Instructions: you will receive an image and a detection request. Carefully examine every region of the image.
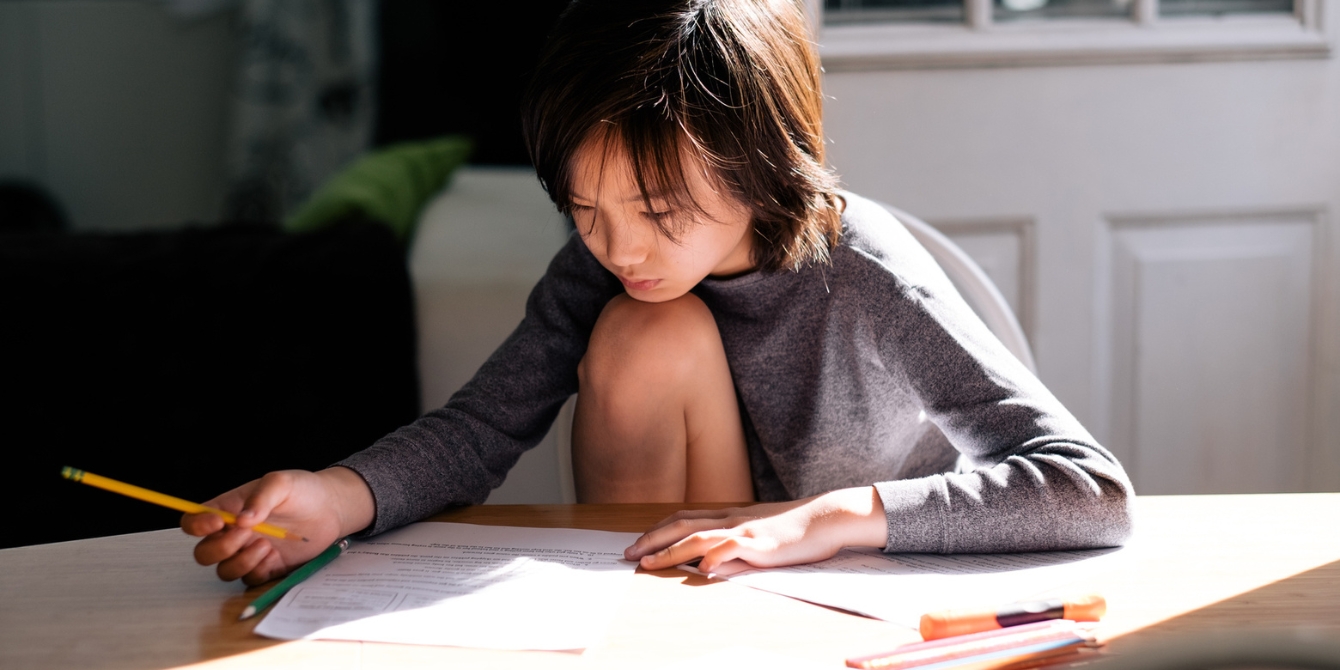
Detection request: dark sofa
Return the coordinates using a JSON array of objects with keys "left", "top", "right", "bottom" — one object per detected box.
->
[{"left": 2, "top": 219, "right": 420, "bottom": 548}]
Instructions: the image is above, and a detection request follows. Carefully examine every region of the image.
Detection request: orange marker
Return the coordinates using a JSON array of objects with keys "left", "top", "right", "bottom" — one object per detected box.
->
[{"left": 919, "top": 594, "right": 1105, "bottom": 640}]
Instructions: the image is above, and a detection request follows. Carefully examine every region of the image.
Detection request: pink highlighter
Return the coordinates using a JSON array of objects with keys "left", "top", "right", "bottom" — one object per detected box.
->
[{"left": 845, "top": 619, "right": 1100, "bottom": 670}]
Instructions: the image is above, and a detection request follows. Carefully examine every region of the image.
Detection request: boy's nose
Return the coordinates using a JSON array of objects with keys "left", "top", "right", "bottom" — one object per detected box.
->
[{"left": 604, "top": 219, "right": 652, "bottom": 268}]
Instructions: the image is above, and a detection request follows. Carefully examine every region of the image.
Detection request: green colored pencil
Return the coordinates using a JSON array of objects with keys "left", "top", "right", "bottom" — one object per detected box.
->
[{"left": 239, "top": 538, "right": 349, "bottom": 620}]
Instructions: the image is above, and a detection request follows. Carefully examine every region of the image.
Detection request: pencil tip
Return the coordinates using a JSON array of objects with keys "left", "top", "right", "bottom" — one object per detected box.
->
[
  {"left": 301, "top": 537, "right": 310, "bottom": 542},
  {"left": 239, "top": 606, "right": 256, "bottom": 620}
]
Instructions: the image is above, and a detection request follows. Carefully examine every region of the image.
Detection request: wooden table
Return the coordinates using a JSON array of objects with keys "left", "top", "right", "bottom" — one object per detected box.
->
[{"left": 2, "top": 494, "right": 1338, "bottom": 669}]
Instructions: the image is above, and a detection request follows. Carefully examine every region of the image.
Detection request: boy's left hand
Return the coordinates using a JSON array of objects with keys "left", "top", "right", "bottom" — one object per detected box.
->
[{"left": 625, "top": 486, "right": 888, "bottom": 576}]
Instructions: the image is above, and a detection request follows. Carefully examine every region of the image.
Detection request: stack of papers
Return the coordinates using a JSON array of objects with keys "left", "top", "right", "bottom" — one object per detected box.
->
[
  {"left": 254, "top": 522, "right": 641, "bottom": 650},
  {"left": 253, "top": 520, "right": 1134, "bottom": 650}
]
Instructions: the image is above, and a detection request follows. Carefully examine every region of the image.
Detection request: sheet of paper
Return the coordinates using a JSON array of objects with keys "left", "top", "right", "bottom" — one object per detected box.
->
[
  {"left": 655, "top": 646, "right": 824, "bottom": 670},
  {"left": 253, "top": 522, "right": 642, "bottom": 650},
  {"left": 706, "top": 545, "right": 1133, "bottom": 629}
]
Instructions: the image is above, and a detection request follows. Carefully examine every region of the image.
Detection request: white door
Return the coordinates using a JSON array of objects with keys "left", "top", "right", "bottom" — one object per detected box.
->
[{"left": 817, "top": 0, "right": 1339, "bottom": 494}]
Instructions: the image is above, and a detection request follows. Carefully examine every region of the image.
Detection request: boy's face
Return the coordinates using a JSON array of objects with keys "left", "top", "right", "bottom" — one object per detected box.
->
[{"left": 568, "top": 137, "right": 755, "bottom": 303}]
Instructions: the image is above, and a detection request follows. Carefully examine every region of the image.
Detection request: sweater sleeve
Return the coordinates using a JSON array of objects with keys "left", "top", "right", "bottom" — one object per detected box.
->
[
  {"left": 337, "top": 234, "right": 622, "bottom": 534},
  {"left": 856, "top": 250, "right": 1135, "bottom": 554}
]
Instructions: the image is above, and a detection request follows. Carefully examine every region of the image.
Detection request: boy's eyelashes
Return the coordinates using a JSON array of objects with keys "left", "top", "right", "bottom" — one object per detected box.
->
[{"left": 568, "top": 203, "right": 674, "bottom": 220}]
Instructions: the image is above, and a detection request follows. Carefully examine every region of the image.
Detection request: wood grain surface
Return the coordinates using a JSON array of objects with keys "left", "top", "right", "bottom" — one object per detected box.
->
[{"left": 1, "top": 494, "right": 1336, "bottom": 669}]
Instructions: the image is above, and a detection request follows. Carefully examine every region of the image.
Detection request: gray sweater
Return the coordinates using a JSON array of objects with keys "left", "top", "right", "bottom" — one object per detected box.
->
[{"left": 340, "top": 193, "right": 1134, "bottom": 553}]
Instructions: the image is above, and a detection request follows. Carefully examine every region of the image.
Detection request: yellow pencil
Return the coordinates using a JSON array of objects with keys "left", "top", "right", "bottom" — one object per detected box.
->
[{"left": 61, "top": 466, "right": 309, "bottom": 542}]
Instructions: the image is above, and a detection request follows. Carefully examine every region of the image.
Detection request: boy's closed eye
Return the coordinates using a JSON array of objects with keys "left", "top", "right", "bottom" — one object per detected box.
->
[
  {"left": 569, "top": 203, "right": 676, "bottom": 225},
  {"left": 569, "top": 205, "right": 596, "bottom": 234}
]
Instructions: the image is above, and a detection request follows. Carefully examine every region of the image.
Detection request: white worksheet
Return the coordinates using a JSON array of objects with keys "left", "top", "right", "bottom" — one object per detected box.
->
[
  {"left": 253, "top": 522, "right": 642, "bottom": 650},
  {"left": 703, "top": 545, "right": 1133, "bottom": 628}
]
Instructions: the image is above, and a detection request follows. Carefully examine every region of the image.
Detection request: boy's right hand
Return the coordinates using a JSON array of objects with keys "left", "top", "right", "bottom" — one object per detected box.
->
[{"left": 181, "top": 467, "right": 375, "bottom": 586}]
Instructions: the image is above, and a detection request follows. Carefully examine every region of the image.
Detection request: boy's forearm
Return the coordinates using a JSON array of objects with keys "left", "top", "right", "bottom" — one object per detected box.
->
[
  {"left": 816, "top": 486, "right": 888, "bottom": 550},
  {"left": 318, "top": 466, "right": 376, "bottom": 537}
]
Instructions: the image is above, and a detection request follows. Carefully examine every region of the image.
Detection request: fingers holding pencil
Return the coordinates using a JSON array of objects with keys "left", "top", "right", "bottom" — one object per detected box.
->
[
  {"left": 63, "top": 465, "right": 370, "bottom": 586},
  {"left": 176, "top": 475, "right": 294, "bottom": 584},
  {"left": 57, "top": 466, "right": 317, "bottom": 585},
  {"left": 182, "top": 472, "right": 294, "bottom": 538},
  {"left": 179, "top": 477, "right": 271, "bottom": 540},
  {"left": 183, "top": 470, "right": 354, "bottom": 585},
  {"left": 58, "top": 467, "right": 307, "bottom": 542},
  {"left": 180, "top": 490, "right": 246, "bottom": 538},
  {"left": 217, "top": 534, "right": 284, "bottom": 584}
]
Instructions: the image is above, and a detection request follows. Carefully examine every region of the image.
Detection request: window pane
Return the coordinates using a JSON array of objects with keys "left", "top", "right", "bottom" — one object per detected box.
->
[
  {"left": 823, "top": 0, "right": 964, "bottom": 25},
  {"left": 994, "top": 0, "right": 1132, "bottom": 21},
  {"left": 1159, "top": 0, "right": 1293, "bottom": 16}
]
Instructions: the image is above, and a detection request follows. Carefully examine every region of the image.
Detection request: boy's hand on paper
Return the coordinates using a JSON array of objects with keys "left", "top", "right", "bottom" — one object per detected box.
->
[
  {"left": 626, "top": 486, "right": 888, "bottom": 576},
  {"left": 180, "top": 467, "right": 374, "bottom": 585}
]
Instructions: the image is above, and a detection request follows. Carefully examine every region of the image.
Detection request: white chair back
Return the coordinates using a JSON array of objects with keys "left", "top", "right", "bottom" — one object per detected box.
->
[{"left": 878, "top": 203, "right": 1037, "bottom": 374}]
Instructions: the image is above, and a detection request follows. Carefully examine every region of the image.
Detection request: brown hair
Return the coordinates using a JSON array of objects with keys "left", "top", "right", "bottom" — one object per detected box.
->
[{"left": 521, "top": 0, "right": 842, "bottom": 273}]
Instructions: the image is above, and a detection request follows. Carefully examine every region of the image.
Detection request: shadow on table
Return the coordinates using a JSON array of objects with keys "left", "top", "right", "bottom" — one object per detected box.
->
[{"left": 1097, "top": 558, "right": 1340, "bottom": 668}]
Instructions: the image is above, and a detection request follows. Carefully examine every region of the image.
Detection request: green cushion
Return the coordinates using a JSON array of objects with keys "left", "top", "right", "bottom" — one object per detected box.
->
[{"left": 286, "top": 136, "right": 473, "bottom": 242}]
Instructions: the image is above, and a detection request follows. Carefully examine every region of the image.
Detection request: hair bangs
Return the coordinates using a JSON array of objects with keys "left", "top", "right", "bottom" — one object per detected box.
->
[{"left": 523, "top": 0, "right": 843, "bottom": 271}]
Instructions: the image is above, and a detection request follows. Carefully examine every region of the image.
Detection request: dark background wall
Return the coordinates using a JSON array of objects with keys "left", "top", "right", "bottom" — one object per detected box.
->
[
  {"left": 375, "top": 0, "right": 571, "bottom": 165},
  {"left": 0, "top": 0, "right": 570, "bottom": 232},
  {"left": 0, "top": 2, "right": 236, "bottom": 231},
  {"left": 0, "top": 0, "right": 586, "bottom": 547}
]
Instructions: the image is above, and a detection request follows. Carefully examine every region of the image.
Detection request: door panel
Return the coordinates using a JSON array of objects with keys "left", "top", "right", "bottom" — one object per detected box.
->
[
  {"left": 824, "top": 45, "right": 1340, "bottom": 493},
  {"left": 1099, "top": 212, "right": 1317, "bottom": 494}
]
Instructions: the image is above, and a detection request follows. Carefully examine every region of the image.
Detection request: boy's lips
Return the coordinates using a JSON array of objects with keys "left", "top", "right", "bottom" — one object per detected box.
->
[{"left": 618, "top": 275, "right": 661, "bottom": 291}]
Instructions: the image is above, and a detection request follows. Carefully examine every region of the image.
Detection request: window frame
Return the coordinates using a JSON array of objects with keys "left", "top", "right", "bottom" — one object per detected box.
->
[{"left": 809, "top": 0, "right": 1329, "bottom": 71}]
